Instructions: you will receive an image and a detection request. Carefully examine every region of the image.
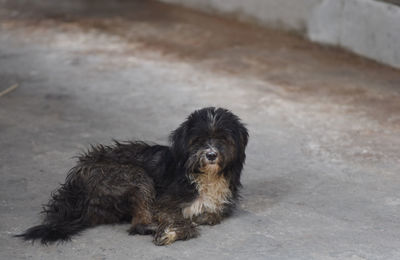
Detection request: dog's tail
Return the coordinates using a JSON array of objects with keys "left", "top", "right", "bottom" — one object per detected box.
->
[
  {"left": 15, "top": 169, "right": 90, "bottom": 244},
  {"left": 15, "top": 219, "right": 88, "bottom": 244}
]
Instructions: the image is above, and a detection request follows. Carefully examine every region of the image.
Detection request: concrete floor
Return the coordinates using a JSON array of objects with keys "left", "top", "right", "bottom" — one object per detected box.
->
[{"left": 1, "top": 0, "right": 400, "bottom": 259}]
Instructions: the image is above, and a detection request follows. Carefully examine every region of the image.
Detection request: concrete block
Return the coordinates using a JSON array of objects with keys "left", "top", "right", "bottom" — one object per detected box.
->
[
  {"left": 160, "top": 0, "right": 323, "bottom": 31},
  {"left": 160, "top": 0, "right": 400, "bottom": 68},
  {"left": 309, "top": 0, "right": 400, "bottom": 68}
]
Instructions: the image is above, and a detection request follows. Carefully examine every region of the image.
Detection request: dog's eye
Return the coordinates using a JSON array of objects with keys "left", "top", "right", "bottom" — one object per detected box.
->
[
  {"left": 226, "top": 137, "right": 235, "bottom": 145},
  {"left": 188, "top": 137, "right": 200, "bottom": 145},
  {"left": 213, "top": 134, "right": 234, "bottom": 144}
]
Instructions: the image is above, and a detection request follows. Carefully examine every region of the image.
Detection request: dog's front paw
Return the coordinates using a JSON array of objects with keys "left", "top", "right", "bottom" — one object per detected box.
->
[
  {"left": 153, "top": 226, "right": 177, "bottom": 246},
  {"left": 192, "top": 213, "right": 221, "bottom": 226},
  {"left": 128, "top": 224, "right": 156, "bottom": 236}
]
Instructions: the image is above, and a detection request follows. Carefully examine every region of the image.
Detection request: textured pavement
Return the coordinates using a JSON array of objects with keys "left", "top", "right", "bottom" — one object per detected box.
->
[{"left": 1, "top": 1, "right": 400, "bottom": 259}]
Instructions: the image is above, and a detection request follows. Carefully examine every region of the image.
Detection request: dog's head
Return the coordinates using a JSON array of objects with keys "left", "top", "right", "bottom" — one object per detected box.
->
[{"left": 170, "top": 107, "right": 248, "bottom": 177}]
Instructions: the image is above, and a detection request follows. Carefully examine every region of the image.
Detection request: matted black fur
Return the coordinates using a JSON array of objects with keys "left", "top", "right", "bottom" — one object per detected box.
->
[{"left": 16, "top": 107, "right": 248, "bottom": 246}]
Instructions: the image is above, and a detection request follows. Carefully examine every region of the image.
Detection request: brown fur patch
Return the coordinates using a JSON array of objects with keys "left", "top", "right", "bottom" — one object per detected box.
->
[{"left": 182, "top": 164, "right": 232, "bottom": 219}]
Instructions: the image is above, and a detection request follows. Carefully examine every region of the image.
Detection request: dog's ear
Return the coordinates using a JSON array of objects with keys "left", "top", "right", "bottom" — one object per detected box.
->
[
  {"left": 238, "top": 123, "right": 249, "bottom": 150},
  {"left": 234, "top": 122, "right": 248, "bottom": 166},
  {"left": 169, "top": 120, "right": 189, "bottom": 160}
]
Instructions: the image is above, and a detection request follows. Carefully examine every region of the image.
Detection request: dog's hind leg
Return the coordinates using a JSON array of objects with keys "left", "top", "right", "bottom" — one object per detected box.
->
[
  {"left": 127, "top": 180, "right": 157, "bottom": 236},
  {"left": 128, "top": 198, "right": 156, "bottom": 236}
]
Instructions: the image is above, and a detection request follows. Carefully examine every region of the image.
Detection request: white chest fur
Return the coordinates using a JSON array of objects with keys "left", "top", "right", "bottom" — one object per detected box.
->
[{"left": 182, "top": 171, "right": 232, "bottom": 219}]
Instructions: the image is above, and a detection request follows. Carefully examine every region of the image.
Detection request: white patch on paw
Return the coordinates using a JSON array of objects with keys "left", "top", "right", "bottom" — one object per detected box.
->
[{"left": 158, "top": 227, "right": 177, "bottom": 245}]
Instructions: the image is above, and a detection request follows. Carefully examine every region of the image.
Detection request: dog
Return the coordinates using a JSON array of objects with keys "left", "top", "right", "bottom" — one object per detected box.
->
[{"left": 16, "top": 107, "right": 248, "bottom": 246}]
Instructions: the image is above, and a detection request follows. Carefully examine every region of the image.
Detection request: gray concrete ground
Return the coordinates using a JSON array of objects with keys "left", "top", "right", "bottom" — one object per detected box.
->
[{"left": 1, "top": 1, "right": 400, "bottom": 259}]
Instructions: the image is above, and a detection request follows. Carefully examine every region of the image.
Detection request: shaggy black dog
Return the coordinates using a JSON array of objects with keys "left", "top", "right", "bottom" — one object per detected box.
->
[{"left": 17, "top": 107, "right": 248, "bottom": 246}]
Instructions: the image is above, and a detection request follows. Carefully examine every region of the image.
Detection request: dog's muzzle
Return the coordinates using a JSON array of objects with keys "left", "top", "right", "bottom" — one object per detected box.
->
[{"left": 204, "top": 148, "right": 218, "bottom": 164}]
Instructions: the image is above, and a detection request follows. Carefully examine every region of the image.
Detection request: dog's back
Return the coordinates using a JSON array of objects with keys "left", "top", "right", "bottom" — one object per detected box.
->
[{"left": 16, "top": 142, "right": 170, "bottom": 244}]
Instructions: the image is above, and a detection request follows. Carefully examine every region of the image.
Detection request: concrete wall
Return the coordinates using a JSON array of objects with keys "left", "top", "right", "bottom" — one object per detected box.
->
[
  {"left": 308, "top": 0, "right": 400, "bottom": 69},
  {"left": 159, "top": 0, "right": 400, "bottom": 69},
  {"left": 160, "top": 0, "right": 323, "bottom": 32}
]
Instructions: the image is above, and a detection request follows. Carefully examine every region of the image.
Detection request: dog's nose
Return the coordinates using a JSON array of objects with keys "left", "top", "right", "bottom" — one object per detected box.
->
[{"left": 206, "top": 151, "right": 217, "bottom": 161}]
